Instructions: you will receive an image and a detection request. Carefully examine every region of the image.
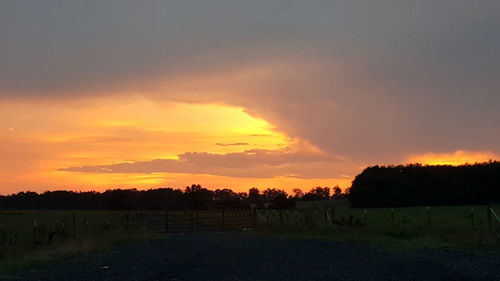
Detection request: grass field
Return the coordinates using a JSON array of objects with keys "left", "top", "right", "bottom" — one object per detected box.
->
[
  {"left": 1, "top": 204, "right": 499, "bottom": 272},
  {"left": 256, "top": 201, "right": 500, "bottom": 250},
  {"left": 0, "top": 210, "right": 142, "bottom": 246},
  {"left": 0, "top": 210, "right": 154, "bottom": 272},
  {"left": 0, "top": 209, "right": 252, "bottom": 272}
]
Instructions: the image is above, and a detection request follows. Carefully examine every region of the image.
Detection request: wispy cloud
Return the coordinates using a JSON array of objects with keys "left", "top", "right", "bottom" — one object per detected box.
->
[{"left": 215, "top": 142, "right": 249, "bottom": 147}]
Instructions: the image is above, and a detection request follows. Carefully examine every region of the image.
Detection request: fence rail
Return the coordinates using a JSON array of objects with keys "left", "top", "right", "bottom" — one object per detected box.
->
[
  {"left": 252, "top": 205, "right": 500, "bottom": 237},
  {"left": 140, "top": 210, "right": 255, "bottom": 233},
  {"left": 1, "top": 205, "right": 499, "bottom": 250}
]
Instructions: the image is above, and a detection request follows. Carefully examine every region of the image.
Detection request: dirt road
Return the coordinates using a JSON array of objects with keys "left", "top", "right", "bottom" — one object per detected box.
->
[{"left": 6, "top": 232, "right": 500, "bottom": 281}]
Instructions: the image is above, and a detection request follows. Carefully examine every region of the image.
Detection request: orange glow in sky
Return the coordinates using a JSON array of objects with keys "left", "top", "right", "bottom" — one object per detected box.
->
[
  {"left": 407, "top": 150, "right": 498, "bottom": 166},
  {"left": 0, "top": 96, "right": 348, "bottom": 194},
  {"left": 3, "top": 93, "right": 498, "bottom": 195}
]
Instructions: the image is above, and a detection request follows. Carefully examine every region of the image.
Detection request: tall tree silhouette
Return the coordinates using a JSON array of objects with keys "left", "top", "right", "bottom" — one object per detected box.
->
[{"left": 349, "top": 162, "right": 500, "bottom": 207}]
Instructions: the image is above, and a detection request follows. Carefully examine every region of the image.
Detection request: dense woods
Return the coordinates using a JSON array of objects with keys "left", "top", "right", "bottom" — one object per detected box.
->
[
  {"left": 349, "top": 161, "right": 500, "bottom": 207},
  {"left": 0, "top": 185, "right": 345, "bottom": 210}
]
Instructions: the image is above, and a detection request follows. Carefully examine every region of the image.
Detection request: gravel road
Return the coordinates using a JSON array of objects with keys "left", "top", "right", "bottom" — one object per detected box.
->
[{"left": 5, "top": 232, "right": 500, "bottom": 281}]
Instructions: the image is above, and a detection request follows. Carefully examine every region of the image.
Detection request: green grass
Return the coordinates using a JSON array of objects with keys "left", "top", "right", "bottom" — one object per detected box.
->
[
  {"left": 0, "top": 210, "right": 162, "bottom": 275},
  {"left": 1, "top": 205, "right": 498, "bottom": 274},
  {"left": 255, "top": 203, "right": 500, "bottom": 251},
  {"left": 0, "top": 210, "right": 142, "bottom": 245},
  {"left": 0, "top": 229, "right": 163, "bottom": 276}
]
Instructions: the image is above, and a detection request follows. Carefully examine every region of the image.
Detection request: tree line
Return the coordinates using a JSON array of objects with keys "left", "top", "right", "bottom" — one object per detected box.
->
[
  {"left": 348, "top": 161, "right": 500, "bottom": 207},
  {"left": 0, "top": 185, "right": 346, "bottom": 210}
]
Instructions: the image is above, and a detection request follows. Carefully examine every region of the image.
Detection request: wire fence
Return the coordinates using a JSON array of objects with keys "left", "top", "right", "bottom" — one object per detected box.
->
[
  {"left": 1, "top": 205, "right": 499, "bottom": 251},
  {"left": 0, "top": 209, "right": 255, "bottom": 250},
  {"left": 0, "top": 211, "right": 143, "bottom": 249},
  {"left": 140, "top": 210, "right": 254, "bottom": 233},
  {"left": 254, "top": 204, "right": 500, "bottom": 242}
]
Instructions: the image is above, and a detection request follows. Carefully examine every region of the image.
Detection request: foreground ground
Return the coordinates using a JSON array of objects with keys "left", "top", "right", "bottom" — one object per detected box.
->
[{"left": 4, "top": 232, "right": 500, "bottom": 281}]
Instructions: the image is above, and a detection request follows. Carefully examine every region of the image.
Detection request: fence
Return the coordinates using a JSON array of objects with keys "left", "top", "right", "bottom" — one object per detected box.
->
[
  {"left": 253, "top": 205, "right": 500, "bottom": 238},
  {"left": 140, "top": 209, "right": 254, "bottom": 233},
  {"left": 1, "top": 205, "right": 499, "bottom": 250},
  {"left": 0, "top": 209, "right": 255, "bottom": 249},
  {"left": 0, "top": 211, "right": 143, "bottom": 248}
]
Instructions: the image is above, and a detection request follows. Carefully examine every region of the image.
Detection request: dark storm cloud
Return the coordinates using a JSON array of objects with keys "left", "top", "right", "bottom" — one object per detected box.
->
[
  {"left": 3, "top": 0, "right": 497, "bottom": 96},
  {"left": 0, "top": 0, "right": 325, "bottom": 95},
  {"left": 2, "top": 0, "right": 500, "bottom": 162}
]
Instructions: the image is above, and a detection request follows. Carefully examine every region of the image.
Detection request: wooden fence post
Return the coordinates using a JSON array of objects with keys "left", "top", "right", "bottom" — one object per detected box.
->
[
  {"left": 222, "top": 209, "right": 225, "bottom": 230},
  {"left": 252, "top": 209, "right": 256, "bottom": 229},
  {"left": 85, "top": 217, "right": 89, "bottom": 232},
  {"left": 33, "top": 220, "right": 38, "bottom": 245},
  {"left": 487, "top": 204, "right": 492, "bottom": 232},
  {"left": 0, "top": 221, "right": 4, "bottom": 246},
  {"left": 191, "top": 211, "right": 195, "bottom": 232},
  {"left": 426, "top": 206, "right": 431, "bottom": 228},
  {"left": 72, "top": 212, "right": 76, "bottom": 238},
  {"left": 164, "top": 211, "right": 169, "bottom": 233},
  {"left": 195, "top": 211, "right": 199, "bottom": 231},
  {"left": 125, "top": 213, "right": 130, "bottom": 230},
  {"left": 470, "top": 207, "right": 474, "bottom": 230},
  {"left": 391, "top": 208, "right": 395, "bottom": 228}
]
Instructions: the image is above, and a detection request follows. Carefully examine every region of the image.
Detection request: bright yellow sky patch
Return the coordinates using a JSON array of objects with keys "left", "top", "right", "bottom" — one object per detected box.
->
[
  {"left": 1, "top": 96, "right": 326, "bottom": 194},
  {"left": 407, "top": 150, "right": 498, "bottom": 166}
]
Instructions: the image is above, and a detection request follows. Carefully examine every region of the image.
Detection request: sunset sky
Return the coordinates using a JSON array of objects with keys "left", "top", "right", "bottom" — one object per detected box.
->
[{"left": 1, "top": 1, "right": 499, "bottom": 194}]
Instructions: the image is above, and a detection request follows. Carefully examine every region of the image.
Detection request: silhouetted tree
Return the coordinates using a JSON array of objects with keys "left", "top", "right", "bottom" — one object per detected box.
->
[
  {"left": 261, "top": 188, "right": 295, "bottom": 208},
  {"left": 0, "top": 184, "right": 321, "bottom": 210},
  {"left": 292, "top": 188, "right": 304, "bottom": 199},
  {"left": 213, "top": 189, "right": 247, "bottom": 209},
  {"left": 302, "top": 187, "right": 330, "bottom": 201},
  {"left": 349, "top": 161, "right": 500, "bottom": 207},
  {"left": 184, "top": 184, "right": 213, "bottom": 209},
  {"left": 247, "top": 187, "right": 262, "bottom": 206},
  {"left": 331, "top": 186, "right": 343, "bottom": 199}
]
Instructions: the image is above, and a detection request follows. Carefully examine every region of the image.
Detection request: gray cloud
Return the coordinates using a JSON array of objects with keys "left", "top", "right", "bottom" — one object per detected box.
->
[
  {"left": 2, "top": 0, "right": 500, "bottom": 163},
  {"left": 215, "top": 143, "right": 249, "bottom": 147},
  {"left": 3, "top": 1, "right": 498, "bottom": 96},
  {"left": 59, "top": 149, "right": 348, "bottom": 178}
]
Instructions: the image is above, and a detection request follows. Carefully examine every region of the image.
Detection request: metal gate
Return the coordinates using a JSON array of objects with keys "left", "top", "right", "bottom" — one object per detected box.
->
[{"left": 140, "top": 210, "right": 254, "bottom": 233}]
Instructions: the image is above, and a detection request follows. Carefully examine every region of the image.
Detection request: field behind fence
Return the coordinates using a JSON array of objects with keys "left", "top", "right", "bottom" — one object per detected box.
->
[
  {"left": 0, "top": 211, "right": 140, "bottom": 248},
  {"left": 255, "top": 203, "right": 500, "bottom": 249},
  {"left": 1, "top": 204, "right": 499, "bottom": 254},
  {"left": 0, "top": 209, "right": 254, "bottom": 250},
  {"left": 140, "top": 210, "right": 254, "bottom": 233}
]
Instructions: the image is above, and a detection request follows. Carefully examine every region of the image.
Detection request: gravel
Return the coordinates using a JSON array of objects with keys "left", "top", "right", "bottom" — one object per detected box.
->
[{"left": 6, "top": 232, "right": 500, "bottom": 281}]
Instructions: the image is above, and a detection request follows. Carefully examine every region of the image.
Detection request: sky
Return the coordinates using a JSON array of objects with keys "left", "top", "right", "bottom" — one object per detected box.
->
[{"left": 1, "top": 1, "right": 499, "bottom": 194}]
